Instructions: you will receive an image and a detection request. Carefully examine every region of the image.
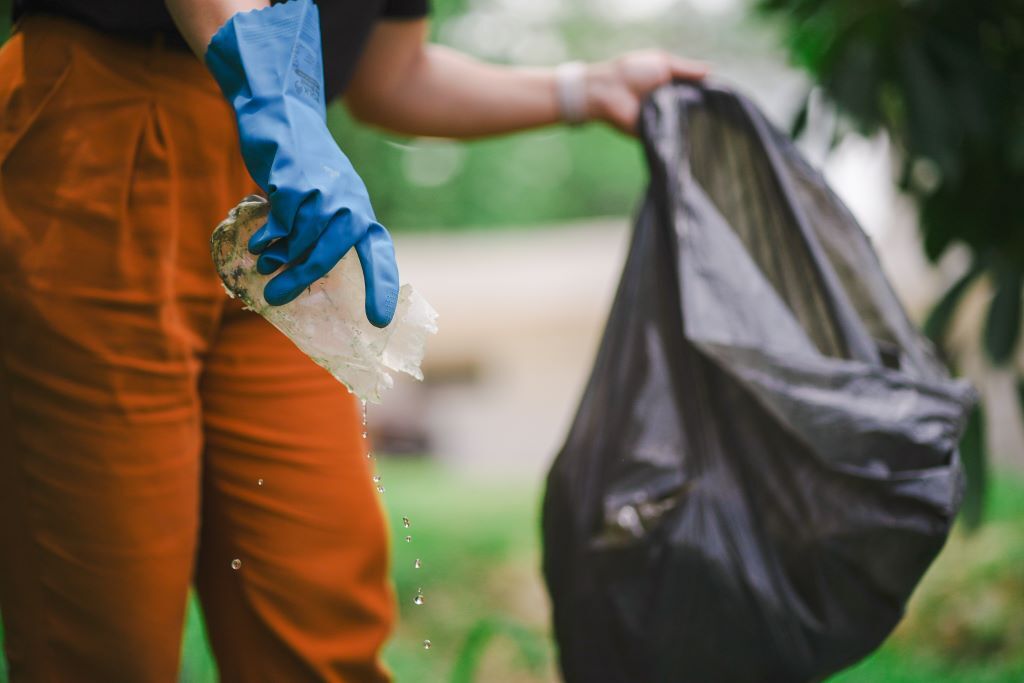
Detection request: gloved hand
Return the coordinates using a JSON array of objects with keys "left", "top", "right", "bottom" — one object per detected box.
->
[{"left": 205, "top": 0, "right": 398, "bottom": 327}]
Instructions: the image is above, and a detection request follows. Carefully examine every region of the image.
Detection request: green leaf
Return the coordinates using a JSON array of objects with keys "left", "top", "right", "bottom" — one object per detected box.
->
[
  {"left": 919, "top": 188, "right": 962, "bottom": 263},
  {"left": 958, "top": 404, "right": 986, "bottom": 531},
  {"left": 983, "top": 267, "right": 1023, "bottom": 365},
  {"left": 450, "top": 617, "right": 549, "bottom": 683},
  {"left": 178, "top": 593, "right": 217, "bottom": 683},
  {"left": 923, "top": 261, "right": 985, "bottom": 351},
  {"left": 826, "top": 38, "right": 883, "bottom": 130},
  {"left": 897, "top": 39, "right": 960, "bottom": 182},
  {"left": 1018, "top": 378, "right": 1024, "bottom": 426},
  {"left": 790, "top": 90, "right": 811, "bottom": 140}
]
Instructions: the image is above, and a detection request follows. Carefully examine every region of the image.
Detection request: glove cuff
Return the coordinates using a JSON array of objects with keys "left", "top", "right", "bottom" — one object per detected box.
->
[{"left": 205, "top": 0, "right": 327, "bottom": 115}]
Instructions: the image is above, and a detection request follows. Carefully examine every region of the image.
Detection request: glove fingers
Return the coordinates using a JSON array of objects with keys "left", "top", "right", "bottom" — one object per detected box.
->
[
  {"left": 249, "top": 209, "right": 290, "bottom": 254},
  {"left": 355, "top": 222, "right": 399, "bottom": 328},
  {"left": 256, "top": 240, "right": 289, "bottom": 275},
  {"left": 284, "top": 193, "right": 340, "bottom": 262},
  {"left": 262, "top": 217, "right": 356, "bottom": 306}
]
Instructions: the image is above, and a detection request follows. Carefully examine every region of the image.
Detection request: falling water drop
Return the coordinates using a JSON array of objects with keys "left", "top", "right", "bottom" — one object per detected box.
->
[
  {"left": 231, "top": 559, "right": 242, "bottom": 570},
  {"left": 405, "top": 535, "right": 412, "bottom": 543},
  {"left": 376, "top": 485, "right": 386, "bottom": 493},
  {"left": 257, "top": 478, "right": 264, "bottom": 487},
  {"left": 372, "top": 475, "right": 381, "bottom": 483},
  {"left": 414, "top": 558, "right": 422, "bottom": 569},
  {"left": 423, "top": 639, "right": 432, "bottom": 650},
  {"left": 413, "top": 589, "right": 425, "bottom": 606},
  {"left": 402, "top": 516, "right": 410, "bottom": 528}
]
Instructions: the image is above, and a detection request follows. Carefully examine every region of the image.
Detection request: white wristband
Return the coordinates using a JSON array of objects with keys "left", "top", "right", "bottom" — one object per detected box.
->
[{"left": 555, "top": 61, "right": 589, "bottom": 125}]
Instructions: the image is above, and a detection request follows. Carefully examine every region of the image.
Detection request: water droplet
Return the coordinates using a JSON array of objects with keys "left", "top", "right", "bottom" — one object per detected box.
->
[
  {"left": 402, "top": 517, "right": 410, "bottom": 528},
  {"left": 405, "top": 535, "right": 412, "bottom": 543},
  {"left": 376, "top": 485, "right": 386, "bottom": 493},
  {"left": 414, "top": 558, "right": 422, "bottom": 569},
  {"left": 372, "top": 474, "right": 381, "bottom": 483},
  {"left": 257, "top": 478, "right": 264, "bottom": 487},
  {"left": 361, "top": 430, "right": 368, "bottom": 439},
  {"left": 413, "top": 589, "right": 425, "bottom": 606},
  {"left": 423, "top": 639, "right": 432, "bottom": 650},
  {"left": 231, "top": 559, "right": 242, "bottom": 570}
]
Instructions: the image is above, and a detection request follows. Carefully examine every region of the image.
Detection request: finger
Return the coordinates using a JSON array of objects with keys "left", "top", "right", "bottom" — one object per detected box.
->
[
  {"left": 256, "top": 240, "right": 289, "bottom": 275},
  {"left": 354, "top": 222, "right": 399, "bottom": 328},
  {"left": 262, "top": 217, "right": 357, "bottom": 306},
  {"left": 248, "top": 208, "right": 291, "bottom": 254},
  {"left": 284, "top": 192, "right": 340, "bottom": 263},
  {"left": 669, "top": 55, "right": 710, "bottom": 81}
]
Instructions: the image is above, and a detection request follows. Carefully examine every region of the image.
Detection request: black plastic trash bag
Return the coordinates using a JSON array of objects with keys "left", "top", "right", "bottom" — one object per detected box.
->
[{"left": 542, "top": 82, "right": 976, "bottom": 683}]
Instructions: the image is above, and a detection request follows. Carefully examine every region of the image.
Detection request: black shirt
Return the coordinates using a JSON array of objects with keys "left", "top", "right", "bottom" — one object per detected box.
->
[{"left": 12, "top": 0, "right": 430, "bottom": 98}]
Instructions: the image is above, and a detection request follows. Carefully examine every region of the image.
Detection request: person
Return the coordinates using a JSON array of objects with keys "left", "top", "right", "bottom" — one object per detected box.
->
[{"left": 0, "top": 0, "right": 706, "bottom": 680}]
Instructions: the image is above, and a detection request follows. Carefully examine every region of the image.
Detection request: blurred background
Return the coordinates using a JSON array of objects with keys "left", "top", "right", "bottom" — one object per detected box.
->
[{"left": 1, "top": 0, "right": 1023, "bottom": 681}]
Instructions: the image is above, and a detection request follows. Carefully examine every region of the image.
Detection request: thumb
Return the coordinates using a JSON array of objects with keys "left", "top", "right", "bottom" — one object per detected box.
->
[{"left": 354, "top": 222, "right": 400, "bottom": 328}]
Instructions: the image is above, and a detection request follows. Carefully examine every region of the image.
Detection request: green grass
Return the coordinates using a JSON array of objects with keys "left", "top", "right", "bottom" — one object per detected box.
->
[
  {"left": 2, "top": 464, "right": 1023, "bottom": 682},
  {"left": 376, "top": 459, "right": 556, "bottom": 683}
]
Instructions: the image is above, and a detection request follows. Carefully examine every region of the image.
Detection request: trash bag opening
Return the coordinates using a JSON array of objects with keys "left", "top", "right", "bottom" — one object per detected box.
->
[
  {"left": 663, "top": 83, "right": 946, "bottom": 379},
  {"left": 684, "top": 99, "right": 854, "bottom": 361}
]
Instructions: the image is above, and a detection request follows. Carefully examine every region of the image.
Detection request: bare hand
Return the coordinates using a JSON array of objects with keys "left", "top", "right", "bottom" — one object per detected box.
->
[{"left": 584, "top": 50, "right": 708, "bottom": 135}]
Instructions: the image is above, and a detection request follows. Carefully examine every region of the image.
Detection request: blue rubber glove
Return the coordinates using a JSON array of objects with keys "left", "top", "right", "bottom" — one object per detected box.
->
[{"left": 205, "top": 0, "right": 398, "bottom": 327}]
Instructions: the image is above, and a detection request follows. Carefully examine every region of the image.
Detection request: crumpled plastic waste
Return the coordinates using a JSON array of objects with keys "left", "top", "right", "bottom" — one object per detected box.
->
[{"left": 211, "top": 195, "right": 438, "bottom": 403}]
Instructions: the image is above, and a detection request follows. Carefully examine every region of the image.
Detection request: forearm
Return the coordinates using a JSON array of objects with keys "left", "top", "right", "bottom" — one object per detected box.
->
[
  {"left": 348, "top": 44, "right": 562, "bottom": 139},
  {"left": 165, "top": 0, "right": 267, "bottom": 57},
  {"left": 347, "top": 19, "right": 707, "bottom": 139}
]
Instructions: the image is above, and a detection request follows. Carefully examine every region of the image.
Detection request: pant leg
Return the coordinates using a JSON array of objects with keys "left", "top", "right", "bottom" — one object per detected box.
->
[
  {"left": 0, "top": 17, "right": 249, "bottom": 681},
  {"left": 195, "top": 301, "right": 395, "bottom": 683}
]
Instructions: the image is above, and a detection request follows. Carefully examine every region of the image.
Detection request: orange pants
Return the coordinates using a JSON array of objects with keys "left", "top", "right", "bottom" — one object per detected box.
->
[{"left": 0, "top": 16, "right": 393, "bottom": 682}]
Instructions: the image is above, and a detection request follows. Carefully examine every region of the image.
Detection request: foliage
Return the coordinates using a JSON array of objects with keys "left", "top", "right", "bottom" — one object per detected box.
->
[
  {"left": 450, "top": 617, "right": 550, "bottom": 683},
  {"left": 377, "top": 460, "right": 555, "bottom": 682},
  {"left": 328, "top": 0, "right": 650, "bottom": 233},
  {"left": 957, "top": 404, "right": 987, "bottom": 529},
  {"left": 760, "top": 0, "right": 1024, "bottom": 277},
  {"left": 328, "top": 104, "right": 646, "bottom": 232},
  {"left": 759, "top": 0, "right": 1024, "bottom": 525}
]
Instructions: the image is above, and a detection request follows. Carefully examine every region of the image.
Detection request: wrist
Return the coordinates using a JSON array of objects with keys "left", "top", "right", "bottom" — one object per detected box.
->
[
  {"left": 555, "top": 61, "right": 617, "bottom": 125},
  {"left": 581, "top": 61, "right": 617, "bottom": 125},
  {"left": 554, "top": 61, "right": 589, "bottom": 125}
]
